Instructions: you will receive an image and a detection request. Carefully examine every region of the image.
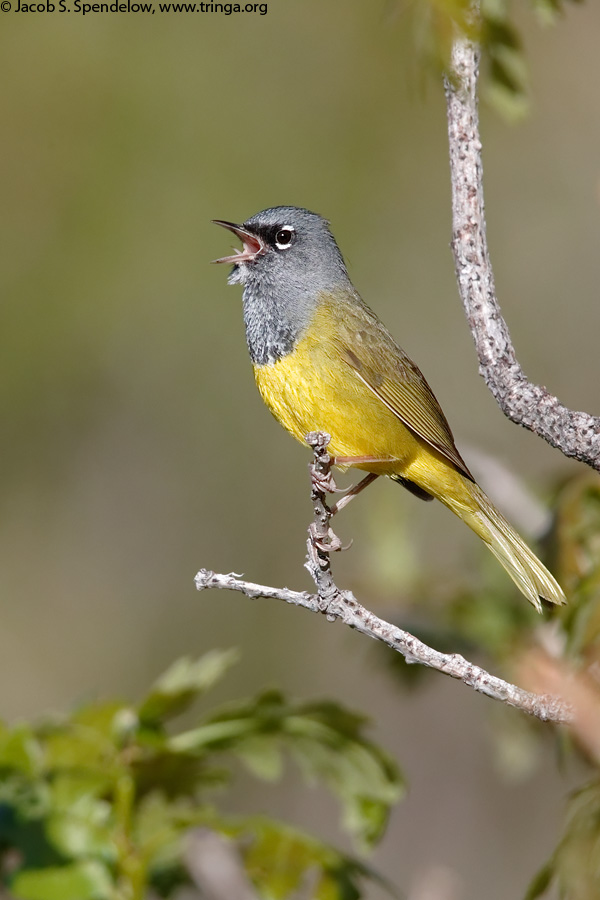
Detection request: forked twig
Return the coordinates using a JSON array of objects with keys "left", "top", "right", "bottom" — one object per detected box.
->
[{"left": 196, "top": 434, "right": 572, "bottom": 726}]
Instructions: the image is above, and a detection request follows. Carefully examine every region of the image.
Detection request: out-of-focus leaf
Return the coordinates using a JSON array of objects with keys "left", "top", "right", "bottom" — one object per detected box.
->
[
  {"left": 139, "top": 650, "right": 240, "bottom": 725},
  {"left": 37, "top": 770, "right": 116, "bottom": 863},
  {"left": 0, "top": 658, "right": 404, "bottom": 897},
  {"left": 10, "top": 860, "right": 113, "bottom": 900},
  {"left": 72, "top": 701, "right": 133, "bottom": 738},
  {"left": 532, "top": 0, "right": 585, "bottom": 27},
  {"left": 169, "top": 717, "right": 258, "bottom": 752},
  {"left": 233, "top": 735, "right": 284, "bottom": 781},
  {"left": 134, "top": 792, "right": 209, "bottom": 875},
  {"left": 531, "top": 781, "right": 600, "bottom": 900},
  {"left": 46, "top": 809, "right": 115, "bottom": 863},
  {"left": 207, "top": 815, "right": 398, "bottom": 900},
  {"left": 284, "top": 698, "right": 405, "bottom": 846},
  {"left": 393, "top": 0, "right": 584, "bottom": 121},
  {"left": 0, "top": 726, "right": 42, "bottom": 776},
  {"left": 134, "top": 791, "right": 185, "bottom": 859},
  {"left": 524, "top": 860, "right": 555, "bottom": 900},
  {"left": 554, "top": 476, "right": 600, "bottom": 663},
  {"left": 44, "top": 780, "right": 115, "bottom": 863},
  {"left": 448, "top": 577, "right": 536, "bottom": 661},
  {"left": 133, "top": 749, "right": 228, "bottom": 799},
  {"left": 43, "top": 701, "right": 132, "bottom": 777},
  {"left": 43, "top": 730, "right": 117, "bottom": 779},
  {"left": 171, "top": 691, "right": 403, "bottom": 849}
]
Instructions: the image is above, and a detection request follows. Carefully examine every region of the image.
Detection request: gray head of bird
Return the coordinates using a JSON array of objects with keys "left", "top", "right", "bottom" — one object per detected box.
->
[{"left": 213, "top": 206, "right": 350, "bottom": 294}]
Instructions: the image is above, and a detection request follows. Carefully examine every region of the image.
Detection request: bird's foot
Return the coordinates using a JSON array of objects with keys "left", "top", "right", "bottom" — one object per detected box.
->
[
  {"left": 330, "top": 472, "right": 379, "bottom": 515},
  {"left": 309, "top": 461, "right": 342, "bottom": 495},
  {"left": 308, "top": 522, "right": 350, "bottom": 554}
]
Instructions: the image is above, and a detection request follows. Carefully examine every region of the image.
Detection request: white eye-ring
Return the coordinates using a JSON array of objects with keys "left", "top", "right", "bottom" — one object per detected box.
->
[{"left": 275, "top": 226, "right": 295, "bottom": 250}]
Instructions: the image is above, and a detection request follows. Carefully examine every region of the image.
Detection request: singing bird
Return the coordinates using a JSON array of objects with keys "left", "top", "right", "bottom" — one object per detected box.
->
[{"left": 214, "top": 206, "right": 565, "bottom": 611}]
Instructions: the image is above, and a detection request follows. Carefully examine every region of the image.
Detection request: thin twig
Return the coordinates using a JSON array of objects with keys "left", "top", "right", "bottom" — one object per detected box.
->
[
  {"left": 196, "top": 436, "right": 573, "bottom": 727},
  {"left": 444, "top": 30, "right": 600, "bottom": 471}
]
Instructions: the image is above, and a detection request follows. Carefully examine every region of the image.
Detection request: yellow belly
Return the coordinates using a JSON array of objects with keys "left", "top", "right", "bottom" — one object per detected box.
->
[
  {"left": 253, "top": 316, "right": 457, "bottom": 493},
  {"left": 250, "top": 303, "right": 567, "bottom": 609},
  {"left": 255, "top": 346, "right": 409, "bottom": 473},
  {"left": 252, "top": 300, "right": 479, "bottom": 519}
]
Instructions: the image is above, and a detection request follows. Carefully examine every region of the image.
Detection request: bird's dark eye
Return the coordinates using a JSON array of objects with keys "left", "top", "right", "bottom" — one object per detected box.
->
[{"left": 275, "top": 227, "right": 294, "bottom": 250}]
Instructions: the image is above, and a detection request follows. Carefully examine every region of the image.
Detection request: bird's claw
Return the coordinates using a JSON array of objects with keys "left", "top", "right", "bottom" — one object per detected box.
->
[
  {"left": 309, "top": 523, "right": 350, "bottom": 554},
  {"left": 309, "top": 463, "right": 342, "bottom": 494}
]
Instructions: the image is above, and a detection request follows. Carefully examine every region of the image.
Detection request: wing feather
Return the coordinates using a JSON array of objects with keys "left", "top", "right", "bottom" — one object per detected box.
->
[{"left": 331, "top": 295, "right": 474, "bottom": 482}]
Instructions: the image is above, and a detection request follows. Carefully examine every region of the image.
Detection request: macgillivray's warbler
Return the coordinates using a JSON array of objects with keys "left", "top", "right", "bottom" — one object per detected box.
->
[{"left": 213, "top": 206, "right": 566, "bottom": 611}]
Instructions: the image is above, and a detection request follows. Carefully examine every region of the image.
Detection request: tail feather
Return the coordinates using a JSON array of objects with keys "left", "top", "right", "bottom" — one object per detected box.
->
[{"left": 469, "top": 485, "right": 566, "bottom": 611}]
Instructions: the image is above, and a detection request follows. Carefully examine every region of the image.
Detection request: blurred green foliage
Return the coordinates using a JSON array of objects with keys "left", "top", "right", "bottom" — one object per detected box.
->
[
  {"left": 377, "top": 472, "right": 600, "bottom": 675},
  {"left": 0, "top": 651, "right": 403, "bottom": 899},
  {"left": 555, "top": 476, "right": 600, "bottom": 664},
  {"left": 373, "top": 471, "right": 600, "bottom": 899},
  {"left": 526, "top": 781, "right": 600, "bottom": 900},
  {"left": 522, "top": 475, "right": 600, "bottom": 899},
  {"left": 401, "top": 0, "right": 585, "bottom": 118}
]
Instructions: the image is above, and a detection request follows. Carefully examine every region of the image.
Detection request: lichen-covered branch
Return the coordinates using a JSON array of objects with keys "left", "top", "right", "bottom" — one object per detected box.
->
[
  {"left": 196, "top": 435, "right": 573, "bottom": 727},
  {"left": 444, "top": 32, "right": 600, "bottom": 471}
]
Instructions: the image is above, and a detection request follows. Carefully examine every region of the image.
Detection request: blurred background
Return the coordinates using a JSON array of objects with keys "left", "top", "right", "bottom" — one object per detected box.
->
[{"left": 1, "top": 1, "right": 599, "bottom": 897}]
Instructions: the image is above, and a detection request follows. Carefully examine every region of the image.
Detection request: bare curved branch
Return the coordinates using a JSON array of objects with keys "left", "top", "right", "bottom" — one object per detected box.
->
[{"left": 445, "top": 33, "right": 600, "bottom": 471}]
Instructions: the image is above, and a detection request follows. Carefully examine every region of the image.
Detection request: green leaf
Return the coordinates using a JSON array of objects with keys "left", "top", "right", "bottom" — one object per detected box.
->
[
  {"left": 0, "top": 656, "right": 405, "bottom": 898},
  {"left": 133, "top": 748, "right": 228, "bottom": 799},
  {"left": 169, "top": 717, "right": 260, "bottom": 753},
  {"left": 233, "top": 735, "right": 284, "bottom": 781},
  {"left": 448, "top": 577, "right": 537, "bottom": 661},
  {"left": 554, "top": 476, "right": 600, "bottom": 663},
  {"left": 210, "top": 815, "right": 399, "bottom": 900},
  {"left": 46, "top": 810, "right": 116, "bottom": 862},
  {"left": 172, "top": 692, "right": 404, "bottom": 849},
  {"left": 0, "top": 726, "right": 42, "bottom": 776},
  {"left": 45, "top": 792, "right": 115, "bottom": 864},
  {"left": 0, "top": 777, "right": 49, "bottom": 823},
  {"left": 532, "top": 0, "right": 585, "bottom": 27},
  {"left": 288, "top": 726, "right": 402, "bottom": 848},
  {"left": 11, "top": 860, "right": 113, "bottom": 900},
  {"left": 44, "top": 730, "right": 117, "bottom": 779},
  {"left": 72, "top": 700, "right": 133, "bottom": 738},
  {"left": 545, "top": 781, "right": 600, "bottom": 900},
  {"left": 284, "top": 701, "right": 404, "bottom": 846},
  {"left": 135, "top": 792, "right": 208, "bottom": 867},
  {"left": 139, "top": 650, "right": 240, "bottom": 725},
  {"left": 393, "top": 0, "right": 589, "bottom": 121},
  {"left": 43, "top": 701, "right": 133, "bottom": 777},
  {"left": 134, "top": 794, "right": 218, "bottom": 897},
  {"left": 49, "top": 771, "right": 113, "bottom": 810},
  {"left": 524, "top": 860, "right": 555, "bottom": 900}
]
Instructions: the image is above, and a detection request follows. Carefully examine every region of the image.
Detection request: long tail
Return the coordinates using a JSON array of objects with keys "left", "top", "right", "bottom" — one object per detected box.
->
[{"left": 447, "top": 483, "right": 566, "bottom": 612}]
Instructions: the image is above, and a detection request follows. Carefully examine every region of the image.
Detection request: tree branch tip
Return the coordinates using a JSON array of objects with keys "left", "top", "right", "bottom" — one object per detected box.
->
[
  {"left": 305, "top": 430, "right": 331, "bottom": 450},
  {"left": 195, "top": 568, "right": 212, "bottom": 590}
]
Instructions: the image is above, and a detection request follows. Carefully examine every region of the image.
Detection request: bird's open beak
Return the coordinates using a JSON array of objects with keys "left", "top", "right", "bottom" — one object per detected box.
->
[{"left": 212, "top": 220, "right": 265, "bottom": 264}]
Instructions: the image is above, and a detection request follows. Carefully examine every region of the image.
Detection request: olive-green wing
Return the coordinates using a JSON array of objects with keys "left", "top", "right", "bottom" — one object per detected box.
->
[{"left": 334, "top": 299, "right": 474, "bottom": 482}]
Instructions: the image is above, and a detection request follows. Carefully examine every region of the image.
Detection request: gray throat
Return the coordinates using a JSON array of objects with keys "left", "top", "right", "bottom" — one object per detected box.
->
[{"left": 241, "top": 280, "right": 313, "bottom": 367}]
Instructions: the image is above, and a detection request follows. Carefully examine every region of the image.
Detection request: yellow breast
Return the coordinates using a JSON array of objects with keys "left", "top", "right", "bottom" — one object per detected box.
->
[{"left": 253, "top": 304, "right": 421, "bottom": 476}]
